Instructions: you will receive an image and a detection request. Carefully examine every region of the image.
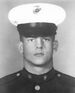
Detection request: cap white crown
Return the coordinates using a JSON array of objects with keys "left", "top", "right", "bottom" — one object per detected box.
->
[{"left": 8, "top": 3, "right": 66, "bottom": 26}]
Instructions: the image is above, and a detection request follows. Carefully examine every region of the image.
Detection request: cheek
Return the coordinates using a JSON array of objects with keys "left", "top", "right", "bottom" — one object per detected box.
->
[
  {"left": 23, "top": 43, "right": 34, "bottom": 55},
  {"left": 44, "top": 45, "right": 53, "bottom": 61},
  {"left": 44, "top": 43, "right": 53, "bottom": 59},
  {"left": 45, "top": 43, "right": 53, "bottom": 53}
]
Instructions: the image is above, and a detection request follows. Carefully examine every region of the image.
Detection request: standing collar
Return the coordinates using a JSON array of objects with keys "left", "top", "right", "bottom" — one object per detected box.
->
[{"left": 21, "top": 67, "right": 56, "bottom": 84}]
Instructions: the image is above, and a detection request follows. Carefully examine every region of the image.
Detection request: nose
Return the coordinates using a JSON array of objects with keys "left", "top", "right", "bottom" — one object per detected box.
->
[{"left": 35, "top": 37, "right": 44, "bottom": 49}]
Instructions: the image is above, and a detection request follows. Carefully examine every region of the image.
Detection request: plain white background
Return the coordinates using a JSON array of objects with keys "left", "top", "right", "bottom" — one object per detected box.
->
[{"left": 0, "top": 0, "right": 75, "bottom": 78}]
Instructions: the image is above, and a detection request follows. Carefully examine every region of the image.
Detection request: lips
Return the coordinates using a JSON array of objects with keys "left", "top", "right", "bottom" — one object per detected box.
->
[{"left": 34, "top": 53, "right": 44, "bottom": 57}]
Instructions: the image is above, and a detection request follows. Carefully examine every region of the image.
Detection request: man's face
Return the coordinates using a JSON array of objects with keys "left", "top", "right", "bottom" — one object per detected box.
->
[{"left": 22, "top": 36, "right": 55, "bottom": 66}]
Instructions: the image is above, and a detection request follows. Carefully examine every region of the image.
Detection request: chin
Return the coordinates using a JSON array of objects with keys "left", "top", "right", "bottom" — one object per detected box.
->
[{"left": 30, "top": 59, "right": 48, "bottom": 66}]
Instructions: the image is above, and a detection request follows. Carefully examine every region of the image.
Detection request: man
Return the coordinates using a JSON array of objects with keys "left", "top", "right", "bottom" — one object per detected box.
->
[{"left": 0, "top": 3, "right": 75, "bottom": 93}]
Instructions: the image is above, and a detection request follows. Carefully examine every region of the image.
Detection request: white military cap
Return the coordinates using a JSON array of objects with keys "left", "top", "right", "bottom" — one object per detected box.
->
[{"left": 8, "top": 3, "right": 66, "bottom": 26}]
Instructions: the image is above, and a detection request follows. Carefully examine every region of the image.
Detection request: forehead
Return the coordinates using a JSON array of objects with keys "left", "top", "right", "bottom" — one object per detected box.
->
[{"left": 22, "top": 36, "right": 54, "bottom": 40}]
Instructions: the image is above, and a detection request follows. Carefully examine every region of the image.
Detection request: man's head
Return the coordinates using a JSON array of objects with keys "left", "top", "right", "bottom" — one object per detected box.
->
[
  {"left": 8, "top": 3, "right": 66, "bottom": 68},
  {"left": 17, "top": 23, "right": 58, "bottom": 66}
]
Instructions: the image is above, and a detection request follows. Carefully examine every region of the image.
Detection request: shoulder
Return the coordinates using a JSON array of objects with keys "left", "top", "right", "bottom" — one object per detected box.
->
[
  {"left": 0, "top": 70, "right": 22, "bottom": 85},
  {"left": 55, "top": 70, "right": 75, "bottom": 87}
]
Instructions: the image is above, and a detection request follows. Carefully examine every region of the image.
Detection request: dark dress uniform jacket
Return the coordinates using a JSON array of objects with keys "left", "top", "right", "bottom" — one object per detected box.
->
[{"left": 0, "top": 68, "right": 75, "bottom": 93}]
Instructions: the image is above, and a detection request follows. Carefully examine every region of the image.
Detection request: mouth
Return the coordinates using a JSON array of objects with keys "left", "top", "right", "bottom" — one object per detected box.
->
[{"left": 34, "top": 53, "right": 44, "bottom": 57}]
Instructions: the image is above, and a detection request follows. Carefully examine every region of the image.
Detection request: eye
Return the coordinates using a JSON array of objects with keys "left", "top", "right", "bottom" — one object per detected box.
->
[
  {"left": 27, "top": 38, "right": 35, "bottom": 42},
  {"left": 44, "top": 37, "right": 51, "bottom": 41},
  {"left": 44, "top": 38, "right": 50, "bottom": 41}
]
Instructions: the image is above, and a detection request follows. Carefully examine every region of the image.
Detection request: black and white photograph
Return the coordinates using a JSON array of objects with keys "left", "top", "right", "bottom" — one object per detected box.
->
[{"left": 0, "top": 0, "right": 75, "bottom": 93}]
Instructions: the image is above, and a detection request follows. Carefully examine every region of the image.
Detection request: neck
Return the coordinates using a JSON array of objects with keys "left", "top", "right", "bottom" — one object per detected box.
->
[{"left": 23, "top": 59, "right": 53, "bottom": 75}]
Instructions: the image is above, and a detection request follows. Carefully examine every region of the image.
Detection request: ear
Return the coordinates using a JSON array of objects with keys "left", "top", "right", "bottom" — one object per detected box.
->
[
  {"left": 17, "top": 41, "right": 23, "bottom": 54},
  {"left": 53, "top": 40, "right": 58, "bottom": 51}
]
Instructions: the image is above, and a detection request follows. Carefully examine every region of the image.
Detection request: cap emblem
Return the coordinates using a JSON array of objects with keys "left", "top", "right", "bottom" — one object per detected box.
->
[{"left": 33, "top": 6, "right": 41, "bottom": 14}]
